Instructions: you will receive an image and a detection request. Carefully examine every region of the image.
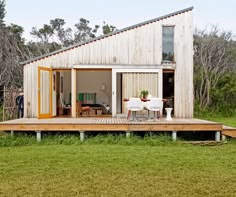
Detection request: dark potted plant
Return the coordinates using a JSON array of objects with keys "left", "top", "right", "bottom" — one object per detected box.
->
[{"left": 140, "top": 90, "right": 149, "bottom": 99}]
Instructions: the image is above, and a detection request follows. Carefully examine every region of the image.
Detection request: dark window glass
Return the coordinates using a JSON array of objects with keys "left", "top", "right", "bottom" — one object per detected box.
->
[{"left": 162, "top": 26, "right": 174, "bottom": 62}]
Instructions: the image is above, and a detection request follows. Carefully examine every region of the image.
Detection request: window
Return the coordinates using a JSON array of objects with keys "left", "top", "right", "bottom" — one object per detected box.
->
[{"left": 162, "top": 26, "right": 174, "bottom": 62}]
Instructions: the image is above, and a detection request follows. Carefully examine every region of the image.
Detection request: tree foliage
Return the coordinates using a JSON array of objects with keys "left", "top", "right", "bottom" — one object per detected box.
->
[
  {"left": 50, "top": 18, "right": 72, "bottom": 47},
  {"left": 0, "top": 27, "right": 24, "bottom": 87},
  {"left": 210, "top": 73, "right": 236, "bottom": 116},
  {"left": 194, "top": 25, "right": 236, "bottom": 110},
  {"left": 0, "top": 2, "right": 27, "bottom": 88},
  {"left": 74, "top": 18, "right": 99, "bottom": 43},
  {"left": 31, "top": 24, "right": 54, "bottom": 43},
  {"left": 102, "top": 22, "right": 116, "bottom": 35},
  {"left": 0, "top": 0, "right": 5, "bottom": 26}
]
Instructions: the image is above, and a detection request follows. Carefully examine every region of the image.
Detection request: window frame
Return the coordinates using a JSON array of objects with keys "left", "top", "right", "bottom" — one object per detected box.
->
[{"left": 162, "top": 25, "right": 175, "bottom": 64}]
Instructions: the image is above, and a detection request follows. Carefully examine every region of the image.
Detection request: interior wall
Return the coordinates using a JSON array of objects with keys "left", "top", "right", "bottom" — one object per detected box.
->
[
  {"left": 116, "top": 73, "right": 122, "bottom": 113},
  {"left": 77, "top": 71, "right": 112, "bottom": 106},
  {"left": 63, "top": 71, "right": 71, "bottom": 104},
  {"left": 122, "top": 73, "right": 159, "bottom": 114},
  {"left": 52, "top": 71, "right": 56, "bottom": 116}
]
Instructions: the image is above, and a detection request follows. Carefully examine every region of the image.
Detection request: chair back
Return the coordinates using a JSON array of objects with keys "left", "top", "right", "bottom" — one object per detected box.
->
[
  {"left": 147, "top": 98, "right": 163, "bottom": 110},
  {"left": 128, "top": 98, "right": 143, "bottom": 110}
]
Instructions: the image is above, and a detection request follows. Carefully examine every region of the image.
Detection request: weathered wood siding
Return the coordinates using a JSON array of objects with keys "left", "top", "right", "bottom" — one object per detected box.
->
[
  {"left": 24, "top": 10, "right": 193, "bottom": 118},
  {"left": 174, "top": 11, "right": 193, "bottom": 118},
  {"left": 40, "top": 69, "right": 50, "bottom": 115},
  {"left": 24, "top": 64, "right": 39, "bottom": 118}
]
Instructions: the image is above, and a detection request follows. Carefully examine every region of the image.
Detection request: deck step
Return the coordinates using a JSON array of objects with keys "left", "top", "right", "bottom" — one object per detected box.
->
[{"left": 223, "top": 126, "right": 236, "bottom": 138}]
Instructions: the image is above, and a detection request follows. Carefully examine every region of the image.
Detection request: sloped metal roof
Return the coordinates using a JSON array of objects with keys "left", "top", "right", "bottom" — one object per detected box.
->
[{"left": 22, "top": 6, "right": 193, "bottom": 65}]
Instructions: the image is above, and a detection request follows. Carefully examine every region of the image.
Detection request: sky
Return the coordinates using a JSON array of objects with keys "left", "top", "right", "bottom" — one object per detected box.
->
[{"left": 4, "top": 0, "right": 236, "bottom": 41}]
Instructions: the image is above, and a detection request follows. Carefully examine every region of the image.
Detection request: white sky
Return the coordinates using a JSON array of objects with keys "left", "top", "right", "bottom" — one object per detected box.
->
[{"left": 5, "top": 0, "right": 236, "bottom": 41}]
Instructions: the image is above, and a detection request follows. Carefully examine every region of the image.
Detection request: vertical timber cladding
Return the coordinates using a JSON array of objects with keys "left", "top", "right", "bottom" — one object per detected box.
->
[
  {"left": 174, "top": 11, "right": 193, "bottom": 118},
  {"left": 24, "top": 63, "right": 38, "bottom": 118},
  {"left": 122, "top": 73, "right": 158, "bottom": 114}
]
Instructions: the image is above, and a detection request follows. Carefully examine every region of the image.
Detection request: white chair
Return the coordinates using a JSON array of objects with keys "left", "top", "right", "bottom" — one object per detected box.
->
[
  {"left": 127, "top": 98, "right": 144, "bottom": 121},
  {"left": 146, "top": 98, "right": 163, "bottom": 120}
]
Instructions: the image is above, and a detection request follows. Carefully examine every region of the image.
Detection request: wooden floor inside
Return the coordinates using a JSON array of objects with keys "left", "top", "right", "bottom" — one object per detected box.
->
[{"left": 0, "top": 117, "right": 224, "bottom": 132}]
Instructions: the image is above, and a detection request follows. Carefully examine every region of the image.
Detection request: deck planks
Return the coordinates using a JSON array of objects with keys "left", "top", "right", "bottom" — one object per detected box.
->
[
  {"left": 0, "top": 118, "right": 223, "bottom": 132},
  {"left": 222, "top": 125, "right": 236, "bottom": 138}
]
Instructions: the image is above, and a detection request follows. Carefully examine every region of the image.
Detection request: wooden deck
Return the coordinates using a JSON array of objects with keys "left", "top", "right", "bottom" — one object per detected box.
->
[
  {"left": 2, "top": 117, "right": 234, "bottom": 142},
  {"left": 223, "top": 126, "right": 236, "bottom": 138},
  {"left": 0, "top": 117, "right": 223, "bottom": 132}
]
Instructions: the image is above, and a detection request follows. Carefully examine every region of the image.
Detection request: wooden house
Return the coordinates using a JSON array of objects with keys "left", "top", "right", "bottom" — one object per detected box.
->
[{"left": 22, "top": 7, "right": 194, "bottom": 119}]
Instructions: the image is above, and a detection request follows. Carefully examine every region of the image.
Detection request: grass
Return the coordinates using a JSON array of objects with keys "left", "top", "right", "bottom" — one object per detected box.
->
[
  {"left": 0, "top": 135, "right": 236, "bottom": 196},
  {"left": 194, "top": 106, "right": 236, "bottom": 128},
  {"left": 196, "top": 114, "right": 236, "bottom": 128},
  {"left": 204, "top": 116, "right": 236, "bottom": 127},
  {"left": 0, "top": 134, "right": 173, "bottom": 147},
  {"left": 0, "top": 131, "right": 7, "bottom": 136},
  {"left": 0, "top": 109, "right": 235, "bottom": 196}
]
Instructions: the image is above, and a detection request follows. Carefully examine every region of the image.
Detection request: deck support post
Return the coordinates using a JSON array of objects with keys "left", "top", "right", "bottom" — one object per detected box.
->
[
  {"left": 126, "top": 131, "right": 132, "bottom": 138},
  {"left": 80, "top": 131, "right": 85, "bottom": 142},
  {"left": 172, "top": 131, "right": 177, "bottom": 141},
  {"left": 215, "top": 131, "right": 221, "bottom": 142},
  {"left": 10, "top": 130, "right": 14, "bottom": 136},
  {"left": 222, "top": 135, "right": 226, "bottom": 141},
  {"left": 36, "top": 131, "right": 42, "bottom": 142}
]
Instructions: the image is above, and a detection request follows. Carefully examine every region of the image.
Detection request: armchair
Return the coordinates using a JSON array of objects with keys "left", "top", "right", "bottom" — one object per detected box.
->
[
  {"left": 127, "top": 98, "right": 144, "bottom": 121},
  {"left": 146, "top": 98, "right": 163, "bottom": 120}
]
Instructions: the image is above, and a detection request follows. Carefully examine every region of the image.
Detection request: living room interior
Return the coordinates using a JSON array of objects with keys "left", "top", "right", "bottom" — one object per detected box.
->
[{"left": 56, "top": 69, "right": 112, "bottom": 117}]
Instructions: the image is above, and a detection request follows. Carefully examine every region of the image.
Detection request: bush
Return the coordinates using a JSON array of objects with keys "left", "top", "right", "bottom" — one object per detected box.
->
[
  {"left": 210, "top": 73, "right": 236, "bottom": 116},
  {"left": 194, "top": 73, "right": 236, "bottom": 117},
  {"left": 0, "top": 105, "right": 3, "bottom": 122}
]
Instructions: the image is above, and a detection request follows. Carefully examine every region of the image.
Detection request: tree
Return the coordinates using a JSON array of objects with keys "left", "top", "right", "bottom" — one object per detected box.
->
[
  {"left": 30, "top": 24, "right": 61, "bottom": 54},
  {"left": 0, "top": 27, "right": 24, "bottom": 87},
  {"left": 29, "top": 18, "right": 117, "bottom": 54},
  {"left": 74, "top": 18, "right": 99, "bottom": 43},
  {"left": 193, "top": 25, "right": 236, "bottom": 109},
  {"left": 0, "top": 0, "right": 5, "bottom": 26},
  {"left": 31, "top": 24, "right": 54, "bottom": 43},
  {"left": 210, "top": 72, "right": 236, "bottom": 116},
  {"left": 50, "top": 18, "right": 72, "bottom": 47},
  {"left": 102, "top": 22, "right": 116, "bottom": 35},
  {"left": 7, "top": 23, "right": 31, "bottom": 60},
  {"left": 0, "top": 1, "right": 26, "bottom": 88}
]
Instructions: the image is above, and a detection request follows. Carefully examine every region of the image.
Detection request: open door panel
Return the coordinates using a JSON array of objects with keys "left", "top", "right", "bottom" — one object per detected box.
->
[{"left": 38, "top": 66, "right": 52, "bottom": 119}]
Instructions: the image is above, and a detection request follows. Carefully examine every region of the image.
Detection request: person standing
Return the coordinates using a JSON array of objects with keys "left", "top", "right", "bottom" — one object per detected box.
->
[{"left": 16, "top": 89, "right": 24, "bottom": 118}]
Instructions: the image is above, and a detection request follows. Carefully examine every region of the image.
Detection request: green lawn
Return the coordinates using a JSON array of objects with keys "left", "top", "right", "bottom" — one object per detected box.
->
[
  {"left": 0, "top": 139, "right": 236, "bottom": 197},
  {"left": 196, "top": 115, "right": 236, "bottom": 128},
  {"left": 204, "top": 117, "right": 236, "bottom": 128},
  {"left": 0, "top": 113, "right": 236, "bottom": 196}
]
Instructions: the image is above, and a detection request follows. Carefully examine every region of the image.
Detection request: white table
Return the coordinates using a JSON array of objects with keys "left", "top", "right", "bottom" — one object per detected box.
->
[{"left": 165, "top": 108, "right": 173, "bottom": 121}]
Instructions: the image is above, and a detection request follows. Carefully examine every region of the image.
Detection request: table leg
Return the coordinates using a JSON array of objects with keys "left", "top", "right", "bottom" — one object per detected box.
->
[
  {"left": 127, "top": 110, "right": 131, "bottom": 120},
  {"left": 157, "top": 111, "right": 160, "bottom": 119}
]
